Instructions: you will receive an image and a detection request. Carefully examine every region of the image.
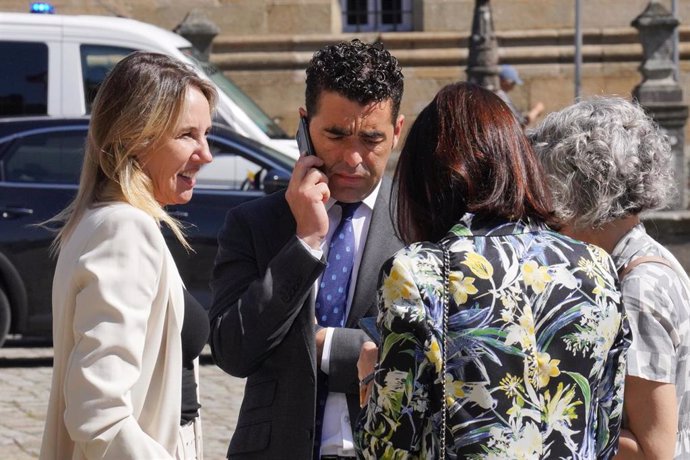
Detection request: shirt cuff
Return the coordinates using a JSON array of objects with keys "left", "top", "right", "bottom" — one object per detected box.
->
[
  {"left": 297, "top": 236, "right": 323, "bottom": 259},
  {"left": 321, "top": 327, "right": 335, "bottom": 374}
]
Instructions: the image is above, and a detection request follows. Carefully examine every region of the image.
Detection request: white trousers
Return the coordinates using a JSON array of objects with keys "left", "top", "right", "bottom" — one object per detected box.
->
[{"left": 177, "top": 421, "right": 198, "bottom": 460}]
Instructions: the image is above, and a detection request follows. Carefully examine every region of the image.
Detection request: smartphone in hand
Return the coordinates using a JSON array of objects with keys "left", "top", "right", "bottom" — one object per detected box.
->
[
  {"left": 296, "top": 116, "right": 316, "bottom": 156},
  {"left": 358, "top": 316, "right": 381, "bottom": 346}
]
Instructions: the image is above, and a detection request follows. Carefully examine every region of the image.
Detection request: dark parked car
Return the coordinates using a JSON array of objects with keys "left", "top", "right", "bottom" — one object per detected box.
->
[{"left": 0, "top": 117, "right": 293, "bottom": 346}]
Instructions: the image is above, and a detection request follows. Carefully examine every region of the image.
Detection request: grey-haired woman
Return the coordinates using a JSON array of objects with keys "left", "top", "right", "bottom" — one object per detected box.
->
[{"left": 530, "top": 96, "right": 689, "bottom": 459}]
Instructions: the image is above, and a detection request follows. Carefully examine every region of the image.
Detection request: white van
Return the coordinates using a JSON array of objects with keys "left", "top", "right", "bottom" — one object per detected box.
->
[{"left": 0, "top": 12, "right": 299, "bottom": 158}]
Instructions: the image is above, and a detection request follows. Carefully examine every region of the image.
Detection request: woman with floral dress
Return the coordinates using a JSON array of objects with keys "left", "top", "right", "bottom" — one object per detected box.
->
[{"left": 354, "top": 83, "right": 631, "bottom": 459}]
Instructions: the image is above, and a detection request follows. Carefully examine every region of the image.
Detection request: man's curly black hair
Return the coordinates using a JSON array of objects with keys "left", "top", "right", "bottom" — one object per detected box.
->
[{"left": 305, "top": 39, "right": 404, "bottom": 122}]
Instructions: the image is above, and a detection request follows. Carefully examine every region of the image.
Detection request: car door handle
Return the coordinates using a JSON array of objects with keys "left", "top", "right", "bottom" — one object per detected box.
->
[
  {"left": 168, "top": 210, "right": 189, "bottom": 218},
  {"left": 0, "top": 206, "right": 34, "bottom": 219}
]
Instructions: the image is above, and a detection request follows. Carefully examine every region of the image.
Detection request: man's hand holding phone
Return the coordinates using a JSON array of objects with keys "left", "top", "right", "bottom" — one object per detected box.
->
[{"left": 286, "top": 114, "right": 330, "bottom": 250}]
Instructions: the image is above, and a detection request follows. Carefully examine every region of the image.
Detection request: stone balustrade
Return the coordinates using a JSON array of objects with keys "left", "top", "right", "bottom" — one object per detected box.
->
[{"left": 209, "top": 27, "right": 690, "bottom": 70}]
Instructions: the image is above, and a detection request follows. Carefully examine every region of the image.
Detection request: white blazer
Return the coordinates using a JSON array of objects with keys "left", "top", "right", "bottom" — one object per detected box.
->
[{"left": 40, "top": 202, "right": 196, "bottom": 459}]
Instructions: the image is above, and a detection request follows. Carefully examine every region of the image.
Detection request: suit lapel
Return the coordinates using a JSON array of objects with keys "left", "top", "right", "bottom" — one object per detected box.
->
[{"left": 346, "top": 178, "right": 402, "bottom": 327}]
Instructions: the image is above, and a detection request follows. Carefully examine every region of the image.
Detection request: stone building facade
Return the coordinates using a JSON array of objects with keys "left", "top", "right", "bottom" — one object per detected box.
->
[{"left": 3, "top": 1, "right": 689, "bottom": 153}]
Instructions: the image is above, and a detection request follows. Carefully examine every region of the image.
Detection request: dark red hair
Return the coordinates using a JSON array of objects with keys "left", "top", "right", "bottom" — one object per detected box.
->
[{"left": 393, "top": 82, "right": 552, "bottom": 244}]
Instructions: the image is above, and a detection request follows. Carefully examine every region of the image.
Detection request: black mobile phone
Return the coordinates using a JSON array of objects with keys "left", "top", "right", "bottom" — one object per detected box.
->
[
  {"left": 358, "top": 316, "right": 381, "bottom": 346},
  {"left": 296, "top": 116, "right": 316, "bottom": 156}
]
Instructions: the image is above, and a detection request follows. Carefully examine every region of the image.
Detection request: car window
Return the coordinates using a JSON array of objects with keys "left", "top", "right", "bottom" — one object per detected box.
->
[
  {"left": 80, "top": 45, "right": 136, "bottom": 112},
  {"left": 2, "top": 130, "right": 85, "bottom": 184},
  {"left": 0, "top": 42, "right": 48, "bottom": 116},
  {"left": 197, "top": 141, "right": 266, "bottom": 191}
]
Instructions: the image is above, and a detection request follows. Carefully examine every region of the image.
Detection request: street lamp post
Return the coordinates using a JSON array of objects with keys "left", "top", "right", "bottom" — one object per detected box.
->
[
  {"left": 672, "top": 0, "right": 679, "bottom": 81},
  {"left": 466, "top": 0, "right": 500, "bottom": 91},
  {"left": 574, "top": 0, "right": 582, "bottom": 99}
]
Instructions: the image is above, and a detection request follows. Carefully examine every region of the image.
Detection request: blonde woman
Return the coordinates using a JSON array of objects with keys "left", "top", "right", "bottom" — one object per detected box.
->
[{"left": 40, "top": 52, "right": 216, "bottom": 459}]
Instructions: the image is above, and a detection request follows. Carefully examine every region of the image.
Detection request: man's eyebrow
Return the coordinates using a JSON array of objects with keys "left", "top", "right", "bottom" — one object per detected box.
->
[
  {"left": 360, "top": 129, "right": 385, "bottom": 139},
  {"left": 324, "top": 126, "right": 351, "bottom": 136}
]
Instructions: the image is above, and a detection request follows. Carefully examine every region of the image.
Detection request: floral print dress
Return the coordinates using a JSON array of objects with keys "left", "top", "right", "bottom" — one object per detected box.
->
[{"left": 355, "top": 214, "right": 631, "bottom": 459}]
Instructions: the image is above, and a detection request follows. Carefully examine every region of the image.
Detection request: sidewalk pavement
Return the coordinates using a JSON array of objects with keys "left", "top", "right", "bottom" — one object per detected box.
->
[{"left": 0, "top": 340, "right": 244, "bottom": 459}]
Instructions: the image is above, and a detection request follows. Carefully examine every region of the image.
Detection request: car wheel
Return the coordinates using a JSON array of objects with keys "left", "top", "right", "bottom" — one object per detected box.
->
[{"left": 0, "top": 288, "right": 10, "bottom": 348}]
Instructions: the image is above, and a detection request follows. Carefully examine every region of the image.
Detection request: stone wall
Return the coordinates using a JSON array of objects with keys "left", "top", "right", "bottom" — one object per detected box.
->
[
  {"left": 644, "top": 211, "right": 690, "bottom": 272},
  {"left": 416, "top": 0, "right": 690, "bottom": 33},
  {"left": 3, "top": 0, "right": 688, "bottom": 36}
]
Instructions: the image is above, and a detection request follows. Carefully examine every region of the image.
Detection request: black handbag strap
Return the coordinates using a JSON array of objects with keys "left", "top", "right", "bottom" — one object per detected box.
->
[{"left": 439, "top": 244, "right": 450, "bottom": 460}]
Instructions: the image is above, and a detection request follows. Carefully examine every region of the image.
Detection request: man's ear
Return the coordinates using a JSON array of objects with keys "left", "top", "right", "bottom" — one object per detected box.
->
[
  {"left": 299, "top": 107, "right": 307, "bottom": 118},
  {"left": 392, "top": 114, "right": 405, "bottom": 149}
]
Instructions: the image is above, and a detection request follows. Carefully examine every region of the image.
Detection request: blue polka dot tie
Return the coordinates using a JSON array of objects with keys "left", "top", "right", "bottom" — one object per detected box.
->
[
  {"left": 315, "top": 201, "right": 360, "bottom": 328},
  {"left": 313, "top": 201, "right": 361, "bottom": 458}
]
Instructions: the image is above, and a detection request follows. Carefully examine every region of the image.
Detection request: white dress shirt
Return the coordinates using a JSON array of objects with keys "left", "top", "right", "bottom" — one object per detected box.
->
[{"left": 299, "top": 182, "right": 380, "bottom": 457}]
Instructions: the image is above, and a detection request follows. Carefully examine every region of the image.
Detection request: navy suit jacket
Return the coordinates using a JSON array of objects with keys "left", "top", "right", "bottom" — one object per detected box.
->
[{"left": 209, "top": 177, "right": 403, "bottom": 459}]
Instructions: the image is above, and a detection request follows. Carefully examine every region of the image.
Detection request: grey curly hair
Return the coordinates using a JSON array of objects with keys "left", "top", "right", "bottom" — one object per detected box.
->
[{"left": 528, "top": 96, "right": 675, "bottom": 229}]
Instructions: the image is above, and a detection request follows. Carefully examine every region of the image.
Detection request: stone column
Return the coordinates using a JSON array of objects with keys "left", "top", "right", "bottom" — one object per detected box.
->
[
  {"left": 632, "top": 0, "right": 689, "bottom": 209},
  {"left": 466, "top": 0, "right": 499, "bottom": 92},
  {"left": 173, "top": 9, "right": 220, "bottom": 62}
]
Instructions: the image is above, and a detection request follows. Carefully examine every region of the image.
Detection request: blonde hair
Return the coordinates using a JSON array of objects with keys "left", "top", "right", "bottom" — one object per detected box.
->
[{"left": 51, "top": 51, "right": 217, "bottom": 252}]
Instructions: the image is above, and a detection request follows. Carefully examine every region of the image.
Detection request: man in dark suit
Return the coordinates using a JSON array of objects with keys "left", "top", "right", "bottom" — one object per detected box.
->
[{"left": 208, "top": 39, "right": 405, "bottom": 459}]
